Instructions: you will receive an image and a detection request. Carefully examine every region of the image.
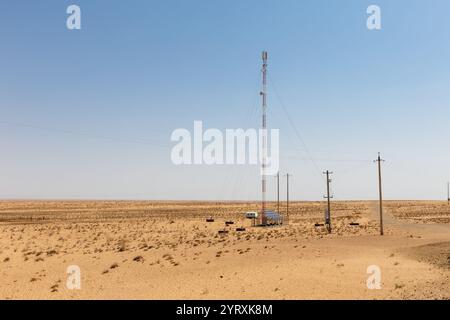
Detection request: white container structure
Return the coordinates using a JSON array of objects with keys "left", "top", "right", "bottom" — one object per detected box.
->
[{"left": 245, "top": 211, "right": 259, "bottom": 219}]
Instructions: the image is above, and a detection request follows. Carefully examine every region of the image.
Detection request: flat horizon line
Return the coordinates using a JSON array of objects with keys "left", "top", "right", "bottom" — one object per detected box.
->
[{"left": 0, "top": 198, "right": 447, "bottom": 202}]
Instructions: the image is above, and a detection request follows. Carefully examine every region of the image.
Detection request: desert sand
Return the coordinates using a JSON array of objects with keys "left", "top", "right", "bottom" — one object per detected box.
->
[{"left": 1, "top": 200, "right": 449, "bottom": 299}]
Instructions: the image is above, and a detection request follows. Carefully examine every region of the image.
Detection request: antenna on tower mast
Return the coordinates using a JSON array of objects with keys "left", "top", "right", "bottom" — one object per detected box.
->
[{"left": 260, "top": 51, "right": 268, "bottom": 226}]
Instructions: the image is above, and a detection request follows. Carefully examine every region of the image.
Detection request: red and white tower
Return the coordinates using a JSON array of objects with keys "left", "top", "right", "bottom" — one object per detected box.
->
[{"left": 260, "top": 51, "right": 268, "bottom": 225}]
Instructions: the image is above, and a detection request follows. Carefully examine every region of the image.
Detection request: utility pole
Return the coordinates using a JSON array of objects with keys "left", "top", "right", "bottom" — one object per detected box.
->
[
  {"left": 285, "top": 173, "right": 290, "bottom": 225},
  {"left": 260, "top": 51, "right": 268, "bottom": 226},
  {"left": 323, "top": 170, "right": 333, "bottom": 233},
  {"left": 276, "top": 171, "right": 280, "bottom": 213},
  {"left": 374, "top": 152, "right": 385, "bottom": 236}
]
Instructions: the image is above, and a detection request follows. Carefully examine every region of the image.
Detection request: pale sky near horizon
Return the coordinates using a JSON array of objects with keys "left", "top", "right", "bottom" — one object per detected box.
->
[{"left": 1, "top": 0, "right": 450, "bottom": 201}]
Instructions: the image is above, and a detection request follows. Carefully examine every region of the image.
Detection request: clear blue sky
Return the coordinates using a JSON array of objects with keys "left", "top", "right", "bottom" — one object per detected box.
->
[{"left": 1, "top": 0, "right": 450, "bottom": 200}]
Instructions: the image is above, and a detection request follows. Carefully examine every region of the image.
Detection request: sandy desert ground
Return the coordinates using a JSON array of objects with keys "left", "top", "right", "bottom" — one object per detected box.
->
[{"left": 1, "top": 200, "right": 450, "bottom": 299}]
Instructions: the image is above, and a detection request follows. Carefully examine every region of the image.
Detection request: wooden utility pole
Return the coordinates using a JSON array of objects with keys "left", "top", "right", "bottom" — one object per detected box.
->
[
  {"left": 286, "top": 173, "right": 290, "bottom": 225},
  {"left": 447, "top": 182, "right": 449, "bottom": 205},
  {"left": 276, "top": 171, "right": 280, "bottom": 213},
  {"left": 374, "top": 152, "right": 385, "bottom": 236},
  {"left": 323, "top": 170, "right": 333, "bottom": 233}
]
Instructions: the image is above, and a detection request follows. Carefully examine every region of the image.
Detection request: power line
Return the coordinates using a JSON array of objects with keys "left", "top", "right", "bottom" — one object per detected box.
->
[
  {"left": 226, "top": 84, "right": 260, "bottom": 200},
  {"left": 282, "top": 155, "right": 372, "bottom": 163},
  {"left": 268, "top": 75, "right": 322, "bottom": 178},
  {"left": 0, "top": 120, "right": 170, "bottom": 148}
]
